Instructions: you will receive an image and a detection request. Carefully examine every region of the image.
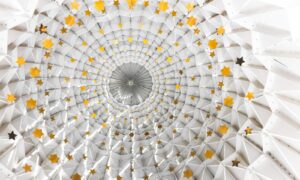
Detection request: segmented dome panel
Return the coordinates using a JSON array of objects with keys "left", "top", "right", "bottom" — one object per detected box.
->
[{"left": 0, "top": 0, "right": 300, "bottom": 180}]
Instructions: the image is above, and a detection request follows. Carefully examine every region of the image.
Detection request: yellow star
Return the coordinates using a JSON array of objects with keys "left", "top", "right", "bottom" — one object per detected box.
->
[
  {"left": 245, "top": 127, "right": 253, "bottom": 135},
  {"left": 23, "top": 163, "right": 32, "bottom": 172},
  {"left": 26, "top": 98, "right": 37, "bottom": 109},
  {"left": 171, "top": 10, "right": 177, "bottom": 16},
  {"left": 88, "top": 57, "right": 94, "bottom": 63},
  {"left": 48, "top": 154, "right": 59, "bottom": 164},
  {"left": 166, "top": 56, "right": 172, "bottom": 63},
  {"left": 221, "top": 66, "right": 231, "bottom": 76},
  {"left": 16, "top": 57, "right": 26, "bottom": 67},
  {"left": 94, "top": 0, "right": 105, "bottom": 12},
  {"left": 158, "top": 1, "right": 168, "bottom": 12},
  {"left": 29, "top": 67, "right": 40, "bottom": 78},
  {"left": 183, "top": 169, "right": 193, "bottom": 178},
  {"left": 113, "top": 0, "right": 120, "bottom": 7},
  {"left": 82, "top": 71, "right": 88, "bottom": 77},
  {"left": 6, "top": 94, "right": 16, "bottom": 103},
  {"left": 156, "top": 46, "right": 163, "bottom": 52},
  {"left": 65, "top": 15, "right": 76, "bottom": 26},
  {"left": 175, "top": 84, "right": 181, "bottom": 90},
  {"left": 91, "top": 112, "right": 97, "bottom": 118},
  {"left": 82, "top": 41, "right": 87, "bottom": 46},
  {"left": 83, "top": 9, "right": 90, "bottom": 16},
  {"left": 245, "top": 92, "right": 254, "bottom": 100},
  {"left": 143, "top": 39, "right": 148, "bottom": 45},
  {"left": 218, "top": 81, "right": 224, "bottom": 88},
  {"left": 99, "top": 46, "right": 105, "bottom": 52},
  {"left": 101, "top": 122, "right": 107, "bottom": 128},
  {"left": 118, "top": 23, "right": 123, "bottom": 28},
  {"left": 204, "top": 149, "right": 214, "bottom": 159},
  {"left": 128, "top": 36, "right": 133, "bottom": 43},
  {"left": 217, "top": 26, "right": 225, "bottom": 35},
  {"left": 126, "top": 0, "right": 137, "bottom": 10},
  {"left": 71, "top": 0, "right": 80, "bottom": 10},
  {"left": 33, "top": 128, "right": 43, "bottom": 138},
  {"left": 72, "top": 173, "right": 81, "bottom": 180},
  {"left": 144, "top": 1, "right": 149, "bottom": 7},
  {"left": 224, "top": 96, "right": 234, "bottom": 107},
  {"left": 42, "top": 38, "right": 53, "bottom": 49},
  {"left": 80, "top": 86, "right": 86, "bottom": 91},
  {"left": 83, "top": 99, "right": 89, "bottom": 106},
  {"left": 99, "top": 28, "right": 104, "bottom": 34},
  {"left": 208, "top": 39, "right": 218, "bottom": 49},
  {"left": 187, "top": 16, "right": 197, "bottom": 26},
  {"left": 218, "top": 124, "right": 229, "bottom": 135},
  {"left": 186, "top": 3, "right": 194, "bottom": 12}
]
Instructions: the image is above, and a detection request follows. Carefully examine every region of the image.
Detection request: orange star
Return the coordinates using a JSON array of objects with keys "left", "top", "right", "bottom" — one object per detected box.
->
[{"left": 23, "top": 163, "right": 32, "bottom": 172}]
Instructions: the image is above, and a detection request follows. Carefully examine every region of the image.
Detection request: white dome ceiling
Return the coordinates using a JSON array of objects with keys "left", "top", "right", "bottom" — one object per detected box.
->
[{"left": 1, "top": 0, "right": 300, "bottom": 179}]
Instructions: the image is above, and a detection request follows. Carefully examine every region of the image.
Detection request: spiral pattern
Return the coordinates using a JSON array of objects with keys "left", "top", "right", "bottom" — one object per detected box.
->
[{"left": 1, "top": 0, "right": 300, "bottom": 180}]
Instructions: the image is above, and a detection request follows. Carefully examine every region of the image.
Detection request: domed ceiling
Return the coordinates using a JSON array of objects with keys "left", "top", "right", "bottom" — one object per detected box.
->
[{"left": 1, "top": 0, "right": 300, "bottom": 179}]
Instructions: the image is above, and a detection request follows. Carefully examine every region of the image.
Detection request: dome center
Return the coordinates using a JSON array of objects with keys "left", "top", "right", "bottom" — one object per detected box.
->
[{"left": 108, "top": 63, "right": 153, "bottom": 106}]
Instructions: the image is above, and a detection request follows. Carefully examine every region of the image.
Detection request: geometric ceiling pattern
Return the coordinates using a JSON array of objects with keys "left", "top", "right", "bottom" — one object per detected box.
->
[{"left": 1, "top": 0, "right": 300, "bottom": 179}]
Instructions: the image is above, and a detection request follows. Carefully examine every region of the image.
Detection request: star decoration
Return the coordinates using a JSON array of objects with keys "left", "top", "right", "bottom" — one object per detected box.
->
[
  {"left": 65, "top": 15, "right": 76, "bottom": 26},
  {"left": 16, "top": 57, "right": 26, "bottom": 67},
  {"left": 29, "top": 67, "right": 40, "bottom": 78},
  {"left": 218, "top": 124, "right": 229, "bottom": 135},
  {"left": 245, "top": 127, "right": 253, "bottom": 135},
  {"left": 224, "top": 96, "right": 234, "bottom": 107},
  {"left": 60, "top": 27, "right": 67, "bottom": 34},
  {"left": 48, "top": 154, "right": 59, "bottom": 164},
  {"left": 217, "top": 26, "right": 225, "bottom": 35},
  {"left": 89, "top": 169, "right": 96, "bottom": 175},
  {"left": 39, "top": 24, "right": 47, "bottom": 34},
  {"left": 126, "top": 0, "right": 137, "bottom": 10},
  {"left": 232, "top": 159, "right": 240, "bottom": 167},
  {"left": 208, "top": 39, "right": 218, "bottom": 49},
  {"left": 85, "top": 9, "right": 91, "bottom": 16},
  {"left": 236, "top": 57, "right": 245, "bottom": 66},
  {"left": 94, "top": 0, "right": 105, "bottom": 12},
  {"left": 245, "top": 92, "right": 254, "bottom": 100},
  {"left": 71, "top": 173, "right": 81, "bottom": 180},
  {"left": 158, "top": 1, "right": 168, "bottom": 12},
  {"left": 186, "top": 3, "right": 194, "bottom": 12},
  {"left": 6, "top": 94, "right": 16, "bottom": 103},
  {"left": 42, "top": 38, "right": 53, "bottom": 49},
  {"left": 44, "top": 51, "right": 51, "bottom": 58},
  {"left": 204, "top": 149, "right": 214, "bottom": 159},
  {"left": 70, "top": 0, "right": 80, "bottom": 10},
  {"left": 183, "top": 169, "right": 193, "bottom": 178},
  {"left": 8, "top": 131, "right": 17, "bottom": 140},
  {"left": 23, "top": 163, "right": 32, "bottom": 172},
  {"left": 207, "top": 130, "right": 213, "bottom": 136},
  {"left": 33, "top": 128, "right": 43, "bottom": 138},
  {"left": 26, "top": 98, "right": 37, "bottom": 109},
  {"left": 187, "top": 16, "right": 197, "bottom": 26},
  {"left": 221, "top": 66, "right": 231, "bottom": 76},
  {"left": 143, "top": 1, "right": 149, "bottom": 7}
]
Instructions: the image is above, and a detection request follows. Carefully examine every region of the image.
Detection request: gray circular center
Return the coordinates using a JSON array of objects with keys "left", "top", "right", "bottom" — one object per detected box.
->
[{"left": 109, "top": 63, "right": 153, "bottom": 106}]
